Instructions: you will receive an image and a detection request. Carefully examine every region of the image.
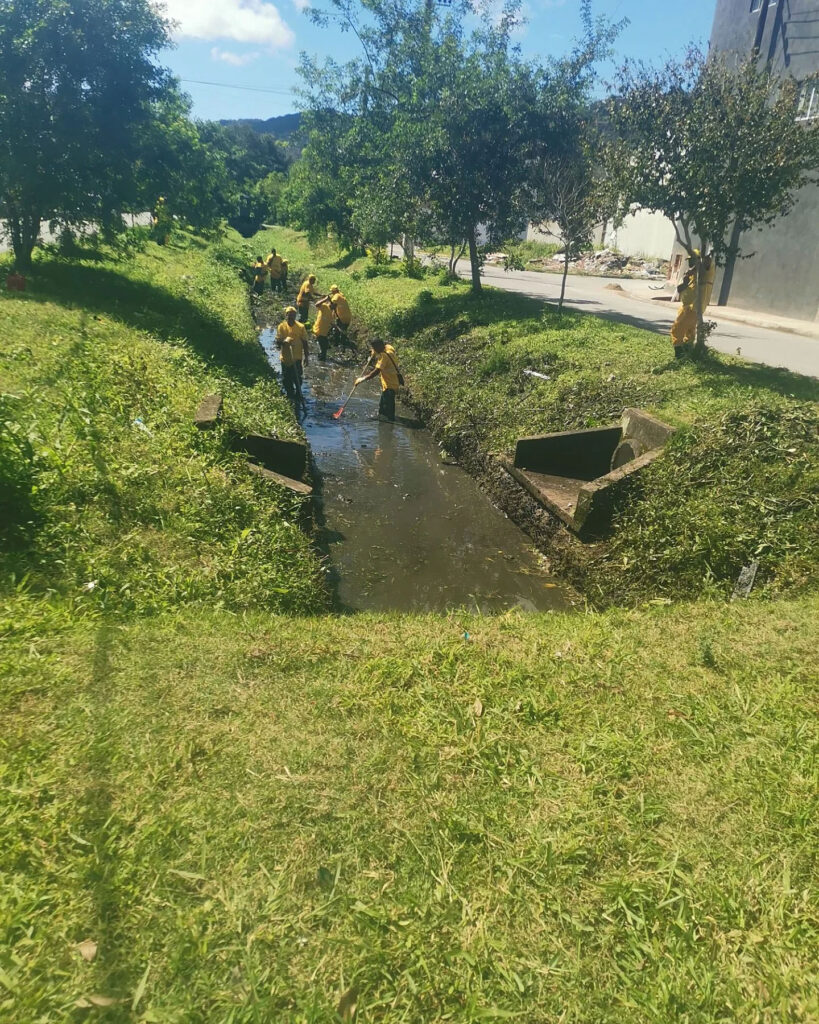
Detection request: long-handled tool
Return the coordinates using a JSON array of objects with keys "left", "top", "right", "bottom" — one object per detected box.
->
[{"left": 332, "top": 359, "right": 371, "bottom": 420}]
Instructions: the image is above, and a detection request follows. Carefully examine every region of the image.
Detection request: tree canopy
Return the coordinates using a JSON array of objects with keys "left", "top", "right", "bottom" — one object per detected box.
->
[
  {"left": 607, "top": 48, "right": 819, "bottom": 350},
  {"left": 297, "top": 0, "right": 617, "bottom": 291},
  {"left": 0, "top": 0, "right": 175, "bottom": 267}
]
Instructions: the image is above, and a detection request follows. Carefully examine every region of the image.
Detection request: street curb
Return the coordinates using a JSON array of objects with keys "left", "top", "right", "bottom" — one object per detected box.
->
[{"left": 623, "top": 288, "right": 819, "bottom": 342}]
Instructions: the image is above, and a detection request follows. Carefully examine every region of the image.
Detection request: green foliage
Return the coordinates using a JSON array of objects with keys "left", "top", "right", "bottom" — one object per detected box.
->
[
  {"left": 0, "top": 395, "right": 41, "bottom": 546},
  {"left": 0, "top": 231, "right": 326, "bottom": 618},
  {"left": 0, "top": 0, "right": 173, "bottom": 268},
  {"left": 299, "top": 0, "right": 621, "bottom": 291},
  {"left": 599, "top": 406, "right": 819, "bottom": 602},
  {"left": 135, "top": 93, "right": 232, "bottom": 232},
  {"left": 607, "top": 47, "right": 819, "bottom": 350},
  {"left": 2, "top": 596, "right": 819, "bottom": 1019},
  {"left": 258, "top": 226, "right": 819, "bottom": 603},
  {"left": 279, "top": 132, "right": 358, "bottom": 249}
]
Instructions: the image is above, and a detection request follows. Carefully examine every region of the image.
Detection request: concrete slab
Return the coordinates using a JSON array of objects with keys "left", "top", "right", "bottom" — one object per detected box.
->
[
  {"left": 233, "top": 434, "right": 308, "bottom": 480},
  {"left": 194, "top": 393, "right": 223, "bottom": 429},
  {"left": 246, "top": 461, "right": 313, "bottom": 498}
]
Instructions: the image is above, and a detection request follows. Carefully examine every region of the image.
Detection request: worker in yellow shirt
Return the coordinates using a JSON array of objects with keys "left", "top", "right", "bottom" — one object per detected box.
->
[
  {"left": 266, "top": 249, "right": 284, "bottom": 293},
  {"left": 276, "top": 307, "right": 309, "bottom": 407},
  {"left": 251, "top": 256, "right": 268, "bottom": 296},
  {"left": 670, "top": 250, "right": 716, "bottom": 357},
  {"left": 328, "top": 285, "right": 354, "bottom": 350},
  {"left": 313, "top": 296, "right": 334, "bottom": 362},
  {"left": 355, "top": 338, "right": 403, "bottom": 422},
  {"left": 297, "top": 274, "right": 319, "bottom": 322}
]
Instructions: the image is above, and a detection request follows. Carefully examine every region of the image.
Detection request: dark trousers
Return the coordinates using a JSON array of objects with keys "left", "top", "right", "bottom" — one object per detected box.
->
[
  {"left": 317, "top": 334, "right": 329, "bottom": 361},
  {"left": 379, "top": 388, "right": 396, "bottom": 421},
  {"left": 281, "top": 363, "right": 299, "bottom": 403},
  {"left": 298, "top": 302, "right": 309, "bottom": 322}
]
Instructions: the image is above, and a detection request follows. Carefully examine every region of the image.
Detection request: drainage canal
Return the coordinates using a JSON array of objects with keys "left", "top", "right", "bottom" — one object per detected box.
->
[{"left": 260, "top": 328, "right": 573, "bottom": 613}]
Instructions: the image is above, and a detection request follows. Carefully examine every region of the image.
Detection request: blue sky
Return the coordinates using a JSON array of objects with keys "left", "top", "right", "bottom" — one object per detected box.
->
[{"left": 159, "top": 0, "right": 719, "bottom": 122}]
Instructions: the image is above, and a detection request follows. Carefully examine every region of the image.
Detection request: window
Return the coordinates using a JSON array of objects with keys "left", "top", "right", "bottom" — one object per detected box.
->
[{"left": 796, "top": 82, "right": 819, "bottom": 122}]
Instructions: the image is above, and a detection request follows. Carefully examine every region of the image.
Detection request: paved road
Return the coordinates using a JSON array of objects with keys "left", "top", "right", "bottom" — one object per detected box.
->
[
  {"left": 0, "top": 213, "right": 152, "bottom": 253},
  {"left": 460, "top": 262, "right": 819, "bottom": 379}
]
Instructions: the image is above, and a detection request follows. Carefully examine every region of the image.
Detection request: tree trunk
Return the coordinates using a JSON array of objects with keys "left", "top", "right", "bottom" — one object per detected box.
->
[
  {"left": 693, "top": 245, "right": 708, "bottom": 357},
  {"left": 7, "top": 208, "right": 40, "bottom": 272},
  {"left": 467, "top": 225, "right": 482, "bottom": 295},
  {"left": 558, "top": 249, "right": 570, "bottom": 313}
]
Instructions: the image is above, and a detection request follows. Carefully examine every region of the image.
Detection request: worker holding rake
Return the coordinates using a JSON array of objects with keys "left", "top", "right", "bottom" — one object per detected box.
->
[{"left": 354, "top": 338, "right": 403, "bottom": 422}]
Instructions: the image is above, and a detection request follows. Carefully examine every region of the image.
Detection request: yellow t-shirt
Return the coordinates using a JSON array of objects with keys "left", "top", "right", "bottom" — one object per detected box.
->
[
  {"left": 332, "top": 293, "right": 352, "bottom": 326},
  {"left": 313, "top": 303, "right": 333, "bottom": 337},
  {"left": 267, "top": 254, "right": 284, "bottom": 279},
  {"left": 253, "top": 261, "right": 268, "bottom": 282},
  {"left": 375, "top": 344, "right": 400, "bottom": 391},
  {"left": 277, "top": 320, "right": 307, "bottom": 363},
  {"left": 298, "top": 281, "right": 315, "bottom": 305},
  {"left": 679, "top": 259, "right": 716, "bottom": 309}
]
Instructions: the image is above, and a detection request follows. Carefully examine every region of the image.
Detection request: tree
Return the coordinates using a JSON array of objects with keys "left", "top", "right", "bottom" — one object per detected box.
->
[
  {"left": 298, "top": 1, "right": 560, "bottom": 292},
  {"left": 298, "top": 0, "right": 618, "bottom": 293},
  {"left": 540, "top": 155, "right": 603, "bottom": 314},
  {"left": 134, "top": 91, "right": 232, "bottom": 233},
  {"left": 0, "top": 0, "right": 173, "bottom": 270},
  {"left": 281, "top": 130, "right": 358, "bottom": 248},
  {"left": 607, "top": 48, "right": 819, "bottom": 353}
]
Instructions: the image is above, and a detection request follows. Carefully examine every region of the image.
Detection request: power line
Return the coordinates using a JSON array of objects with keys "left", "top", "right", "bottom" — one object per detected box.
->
[{"left": 179, "top": 77, "right": 295, "bottom": 96}]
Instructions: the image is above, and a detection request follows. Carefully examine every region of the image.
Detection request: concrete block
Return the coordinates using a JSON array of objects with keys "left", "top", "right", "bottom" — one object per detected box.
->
[
  {"left": 506, "top": 408, "right": 675, "bottom": 539},
  {"left": 234, "top": 434, "right": 307, "bottom": 480},
  {"left": 246, "top": 461, "right": 313, "bottom": 497},
  {"left": 514, "top": 425, "right": 621, "bottom": 480},
  {"left": 621, "top": 408, "right": 675, "bottom": 449},
  {"left": 194, "top": 393, "right": 223, "bottom": 429}
]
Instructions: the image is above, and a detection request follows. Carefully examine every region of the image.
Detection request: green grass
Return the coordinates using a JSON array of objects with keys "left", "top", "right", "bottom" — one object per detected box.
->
[
  {"left": 497, "top": 237, "right": 563, "bottom": 264},
  {"left": 2, "top": 597, "right": 818, "bottom": 1022},
  {"left": 259, "top": 227, "right": 819, "bottom": 604},
  {"left": 0, "top": 230, "right": 327, "bottom": 621},
  {"left": 2, "top": 227, "right": 818, "bottom": 1023}
]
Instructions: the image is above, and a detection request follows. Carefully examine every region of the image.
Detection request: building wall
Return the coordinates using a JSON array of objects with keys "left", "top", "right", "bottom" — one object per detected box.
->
[
  {"left": 527, "top": 208, "right": 675, "bottom": 261},
  {"left": 709, "top": 0, "right": 819, "bottom": 321},
  {"left": 604, "top": 209, "right": 676, "bottom": 261}
]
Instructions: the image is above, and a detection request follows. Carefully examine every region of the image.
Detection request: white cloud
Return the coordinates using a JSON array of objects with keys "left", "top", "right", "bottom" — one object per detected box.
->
[
  {"left": 211, "top": 46, "right": 260, "bottom": 66},
  {"left": 292, "top": 0, "right": 310, "bottom": 11},
  {"left": 162, "top": 0, "right": 294, "bottom": 51}
]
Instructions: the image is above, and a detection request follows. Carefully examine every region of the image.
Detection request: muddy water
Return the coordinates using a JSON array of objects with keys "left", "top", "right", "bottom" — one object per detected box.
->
[{"left": 260, "top": 328, "right": 572, "bottom": 613}]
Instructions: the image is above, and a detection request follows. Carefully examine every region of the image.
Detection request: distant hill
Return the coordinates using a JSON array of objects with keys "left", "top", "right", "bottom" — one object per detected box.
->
[{"left": 218, "top": 113, "right": 301, "bottom": 139}]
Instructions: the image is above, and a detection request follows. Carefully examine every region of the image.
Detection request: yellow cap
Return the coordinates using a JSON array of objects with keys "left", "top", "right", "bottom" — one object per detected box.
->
[
  {"left": 284, "top": 305, "right": 297, "bottom": 315},
  {"left": 329, "top": 285, "right": 340, "bottom": 294},
  {"left": 308, "top": 274, "right": 316, "bottom": 282}
]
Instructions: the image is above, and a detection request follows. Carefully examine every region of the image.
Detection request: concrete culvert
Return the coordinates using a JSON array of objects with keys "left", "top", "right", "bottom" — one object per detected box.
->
[{"left": 610, "top": 438, "right": 647, "bottom": 471}]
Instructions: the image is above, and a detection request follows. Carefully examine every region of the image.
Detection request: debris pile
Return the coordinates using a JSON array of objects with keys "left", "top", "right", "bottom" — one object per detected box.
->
[{"left": 527, "top": 248, "right": 670, "bottom": 279}]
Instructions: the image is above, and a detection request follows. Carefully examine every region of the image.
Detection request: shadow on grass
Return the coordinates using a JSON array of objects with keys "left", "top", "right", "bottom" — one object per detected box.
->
[
  {"left": 326, "top": 249, "right": 365, "bottom": 270},
  {"left": 20, "top": 253, "right": 271, "bottom": 384},
  {"left": 695, "top": 352, "right": 819, "bottom": 403}
]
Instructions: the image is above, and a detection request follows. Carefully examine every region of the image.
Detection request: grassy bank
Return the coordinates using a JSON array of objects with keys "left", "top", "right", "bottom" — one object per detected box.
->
[
  {"left": 2, "top": 228, "right": 818, "bottom": 1023},
  {"left": 256, "top": 227, "right": 819, "bottom": 604},
  {"left": 3, "top": 596, "right": 818, "bottom": 1021},
  {"left": 0, "top": 229, "right": 327, "bottom": 624}
]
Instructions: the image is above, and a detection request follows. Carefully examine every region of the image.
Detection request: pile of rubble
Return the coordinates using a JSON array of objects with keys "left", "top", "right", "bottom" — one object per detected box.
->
[{"left": 528, "top": 248, "right": 669, "bottom": 279}]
